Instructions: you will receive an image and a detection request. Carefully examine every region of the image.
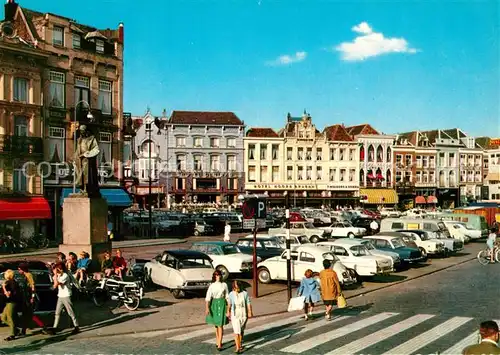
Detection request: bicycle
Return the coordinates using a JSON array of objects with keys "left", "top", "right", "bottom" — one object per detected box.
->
[{"left": 477, "top": 247, "right": 500, "bottom": 265}]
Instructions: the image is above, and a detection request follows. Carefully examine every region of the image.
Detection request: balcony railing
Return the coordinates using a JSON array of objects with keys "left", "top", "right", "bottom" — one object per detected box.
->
[
  {"left": 71, "top": 107, "right": 116, "bottom": 128},
  {"left": 0, "top": 135, "right": 43, "bottom": 157}
]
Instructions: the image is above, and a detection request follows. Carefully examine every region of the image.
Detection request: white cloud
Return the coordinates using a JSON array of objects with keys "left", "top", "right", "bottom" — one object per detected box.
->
[
  {"left": 267, "top": 51, "right": 307, "bottom": 66},
  {"left": 336, "top": 22, "right": 417, "bottom": 61}
]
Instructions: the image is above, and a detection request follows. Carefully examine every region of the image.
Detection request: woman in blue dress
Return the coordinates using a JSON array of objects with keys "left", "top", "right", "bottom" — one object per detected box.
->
[{"left": 297, "top": 269, "right": 322, "bottom": 320}]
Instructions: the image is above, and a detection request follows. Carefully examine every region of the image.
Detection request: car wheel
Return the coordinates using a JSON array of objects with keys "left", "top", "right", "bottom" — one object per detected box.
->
[
  {"left": 193, "top": 230, "right": 200, "bottom": 236},
  {"left": 216, "top": 265, "right": 230, "bottom": 281},
  {"left": 347, "top": 232, "right": 355, "bottom": 239},
  {"left": 419, "top": 247, "right": 428, "bottom": 259},
  {"left": 258, "top": 267, "right": 272, "bottom": 284},
  {"left": 310, "top": 235, "right": 320, "bottom": 243},
  {"left": 171, "top": 289, "right": 186, "bottom": 299}
]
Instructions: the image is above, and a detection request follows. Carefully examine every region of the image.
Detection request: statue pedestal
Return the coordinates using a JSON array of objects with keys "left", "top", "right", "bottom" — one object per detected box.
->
[{"left": 60, "top": 196, "right": 110, "bottom": 266}]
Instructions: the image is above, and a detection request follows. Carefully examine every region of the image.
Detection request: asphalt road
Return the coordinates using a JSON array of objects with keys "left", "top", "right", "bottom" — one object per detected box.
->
[{"left": 3, "top": 256, "right": 496, "bottom": 355}]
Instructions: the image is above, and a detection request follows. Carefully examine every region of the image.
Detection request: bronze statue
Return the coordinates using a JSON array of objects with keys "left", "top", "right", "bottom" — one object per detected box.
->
[{"left": 74, "top": 124, "right": 100, "bottom": 197}]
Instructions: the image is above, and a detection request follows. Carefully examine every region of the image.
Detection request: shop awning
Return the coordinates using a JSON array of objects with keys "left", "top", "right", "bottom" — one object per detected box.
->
[
  {"left": 0, "top": 197, "right": 51, "bottom": 220},
  {"left": 426, "top": 195, "right": 438, "bottom": 204},
  {"left": 61, "top": 188, "right": 132, "bottom": 207},
  {"left": 415, "top": 196, "right": 426, "bottom": 204},
  {"left": 359, "top": 188, "right": 399, "bottom": 204},
  {"left": 485, "top": 173, "right": 500, "bottom": 181}
]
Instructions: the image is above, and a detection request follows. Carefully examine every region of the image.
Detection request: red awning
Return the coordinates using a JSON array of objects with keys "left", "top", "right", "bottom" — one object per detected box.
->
[
  {"left": 426, "top": 196, "right": 438, "bottom": 204},
  {"left": 415, "top": 196, "right": 426, "bottom": 204},
  {"left": 0, "top": 197, "right": 51, "bottom": 220}
]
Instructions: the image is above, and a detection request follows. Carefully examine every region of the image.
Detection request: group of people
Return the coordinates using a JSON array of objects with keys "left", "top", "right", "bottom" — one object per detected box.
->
[
  {"left": 0, "top": 249, "right": 128, "bottom": 341},
  {"left": 205, "top": 271, "right": 253, "bottom": 353},
  {"left": 297, "top": 259, "right": 343, "bottom": 320}
]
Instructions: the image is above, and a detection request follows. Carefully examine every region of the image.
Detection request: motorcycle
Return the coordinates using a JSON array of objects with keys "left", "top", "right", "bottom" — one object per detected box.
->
[{"left": 92, "top": 276, "right": 144, "bottom": 311}]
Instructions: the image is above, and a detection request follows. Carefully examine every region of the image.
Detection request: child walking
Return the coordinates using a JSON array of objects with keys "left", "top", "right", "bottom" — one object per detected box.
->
[
  {"left": 227, "top": 280, "right": 253, "bottom": 353},
  {"left": 297, "top": 269, "right": 321, "bottom": 320}
]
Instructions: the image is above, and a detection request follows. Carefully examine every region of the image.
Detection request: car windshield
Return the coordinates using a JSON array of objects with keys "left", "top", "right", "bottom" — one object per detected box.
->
[
  {"left": 304, "top": 223, "right": 316, "bottom": 229},
  {"left": 350, "top": 246, "right": 370, "bottom": 256},
  {"left": 178, "top": 258, "right": 213, "bottom": 269},
  {"left": 418, "top": 232, "right": 429, "bottom": 241},
  {"left": 262, "top": 240, "right": 281, "bottom": 249},
  {"left": 222, "top": 245, "right": 240, "bottom": 255},
  {"left": 391, "top": 238, "right": 406, "bottom": 248},
  {"left": 362, "top": 241, "right": 375, "bottom": 250}
]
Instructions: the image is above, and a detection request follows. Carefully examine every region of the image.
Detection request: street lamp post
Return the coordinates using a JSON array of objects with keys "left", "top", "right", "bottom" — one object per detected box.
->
[
  {"left": 73, "top": 101, "right": 93, "bottom": 194},
  {"left": 148, "top": 125, "right": 153, "bottom": 238}
]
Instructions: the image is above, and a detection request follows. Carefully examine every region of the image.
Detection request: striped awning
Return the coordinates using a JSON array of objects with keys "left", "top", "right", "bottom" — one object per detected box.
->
[
  {"left": 415, "top": 196, "right": 426, "bottom": 204},
  {"left": 485, "top": 173, "right": 500, "bottom": 181},
  {"left": 426, "top": 195, "right": 438, "bottom": 204},
  {"left": 359, "top": 188, "right": 398, "bottom": 204}
]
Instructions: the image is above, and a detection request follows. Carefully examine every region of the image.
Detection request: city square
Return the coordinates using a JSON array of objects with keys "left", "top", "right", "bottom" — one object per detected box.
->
[{"left": 0, "top": 0, "right": 499, "bottom": 354}]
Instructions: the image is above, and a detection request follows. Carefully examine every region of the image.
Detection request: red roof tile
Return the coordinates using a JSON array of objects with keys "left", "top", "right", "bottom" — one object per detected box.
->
[
  {"left": 345, "top": 124, "right": 380, "bottom": 136},
  {"left": 169, "top": 111, "right": 243, "bottom": 125},
  {"left": 246, "top": 128, "right": 278, "bottom": 138},
  {"left": 323, "top": 125, "right": 353, "bottom": 141}
]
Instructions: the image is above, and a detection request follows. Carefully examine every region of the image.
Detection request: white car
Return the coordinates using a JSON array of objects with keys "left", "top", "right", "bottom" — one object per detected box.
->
[
  {"left": 272, "top": 233, "right": 311, "bottom": 250},
  {"left": 256, "top": 245, "right": 356, "bottom": 286},
  {"left": 394, "top": 231, "right": 446, "bottom": 257},
  {"left": 444, "top": 221, "right": 480, "bottom": 241},
  {"left": 357, "top": 239, "right": 401, "bottom": 270},
  {"left": 321, "top": 222, "right": 366, "bottom": 238},
  {"left": 380, "top": 208, "right": 401, "bottom": 218},
  {"left": 144, "top": 250, "right": 214, "bottom": 299},
  {"left": 316, "top": 240, "right": 393, "bottom": 277},
  {"left": 190, "top": 242, "right": 259, "bottom": 281}
]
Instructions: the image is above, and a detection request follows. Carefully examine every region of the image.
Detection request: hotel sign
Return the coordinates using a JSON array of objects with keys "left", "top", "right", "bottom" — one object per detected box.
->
[{"left": 250, "top": 184, "right": 318, "bottom": 190}]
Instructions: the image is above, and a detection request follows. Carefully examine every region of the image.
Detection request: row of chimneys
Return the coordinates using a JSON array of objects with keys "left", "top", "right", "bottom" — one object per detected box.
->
[{"left": 3, "top": 0, "right": 124, "bottom": 44}]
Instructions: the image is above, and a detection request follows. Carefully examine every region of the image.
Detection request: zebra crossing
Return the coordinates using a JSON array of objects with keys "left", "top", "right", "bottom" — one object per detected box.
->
[{"left": 165, "top": 310, "right": 491, "bottom": 354}]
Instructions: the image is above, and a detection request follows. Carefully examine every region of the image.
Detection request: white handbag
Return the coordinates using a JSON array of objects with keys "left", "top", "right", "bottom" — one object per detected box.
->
[{"left": 287, "top": 296, "right": 305, "bottom": 312}]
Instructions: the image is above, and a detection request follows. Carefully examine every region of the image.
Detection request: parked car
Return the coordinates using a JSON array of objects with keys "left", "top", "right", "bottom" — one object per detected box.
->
[
  {"left": 380, "top": 208, "right": 401, "bottom": 218},
  {"left": 320, "top": 222, "right": 366, "bottom": 238},
  {"left": 190, "top": 242, "right": 259, "bottom": 281},
  {"left": 398, "top": 229, "right": 463, "bottom": 255},
  {"left": 272, "top": 233, "right": 311, "bottom": 250},
  {"left": 236, "top": 236, "right": 284, "bottom": 260},
  {"left": 316, "top": 239, "right": 393, "bottom": 277},
  {"left": 144, "top": 250, "right": 213, "bottom": 298},
  {"left": 386, "top": 231, "right": 445, "bottom": 258},
  {"left": 193, "top": 218, "right": 214, "bottom": 236},
  {"left": 351, "top": 217, "right": 378, "bottom": 233},
  {"left": 268, "top": 222, "right": 330, "bottom": 243},
  {"left": 256, "top": 246, "right": 357, "bottom": 286},
  {"left": 0, "top": 260, "right": 56, "bottom": 314},
  {"left": 363, "top": 235, "right": 425, "bottom": 267},
  {"left": 355, "top": 239, "right": 402, "bottom": 271},
  {"left": 443, "top": 221, "right": 477, "bottom": 242}
]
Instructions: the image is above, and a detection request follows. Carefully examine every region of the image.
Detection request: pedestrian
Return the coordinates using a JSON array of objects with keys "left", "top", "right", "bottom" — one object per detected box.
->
[
  {"left": 487, "top": 229, "right": 497, "bottom": 263},
  {"left": 66, "top": 252, "right": 78, "bottom": 275},
  {"left": 75, "top": 251, "right": 90, "bottom": 285},
  {"left": 112, "top": 249, "right": 127, "bottom": 279},
  {"left": 47, "top": 262, "right": 79, "bottom": 335},
  {"left": 223, "top": 221, "right": 231, "bottom": 242},
  {"left": 462, "top": 320, "right": 500, "bottom": 354},
  {"left": 319, "top": 259, "right": 342, "bottom": 320},
  {"left": 370, "top": 219, "right": 379, "bottom": 235},
  {"left": 101, "top": 251, "right": 114, "bottom": 277},
  {"left": 227, "top": 280, "right": 252, "bottom": 353},
  {"left": 1, "top": 269, "right": 20, "bottom": 341},
  {"left": 297, "top": 269, "right": 321, "bottom": 320},
  {"left": 17, "top": 263, "right": 47, "bottom": 335},
  {"left": 205, "top": 270, "right": 229, "bottom": 351}
]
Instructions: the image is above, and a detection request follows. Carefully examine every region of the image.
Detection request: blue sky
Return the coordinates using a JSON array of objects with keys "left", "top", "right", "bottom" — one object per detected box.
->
[{"left": 5, "top": 0, "right": 500, "bottom": 136}]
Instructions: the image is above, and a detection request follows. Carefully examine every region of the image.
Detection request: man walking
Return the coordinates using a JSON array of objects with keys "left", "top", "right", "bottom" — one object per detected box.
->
[
  {"left": 17, "top": 263, "right": 47, "bottom": 335},
  {"left": 319, "top": 259, "right": 341, "bottom": 320},
  {"left": 224, "top": 221, "right": 231, "bottom": 242},
  {"left": 370, "top": 219, "right": 379, "bottom": 235},
  {"left": 462, "top": 320, "right": 500, "bottom": 354}
]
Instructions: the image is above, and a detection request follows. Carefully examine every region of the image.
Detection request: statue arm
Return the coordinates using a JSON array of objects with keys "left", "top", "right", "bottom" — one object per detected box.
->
[{"left": 84, "top": 137, "right": 100, "bottom": 158}]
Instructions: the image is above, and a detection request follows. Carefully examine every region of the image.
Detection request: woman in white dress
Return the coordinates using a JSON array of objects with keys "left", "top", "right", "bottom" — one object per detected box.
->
[
  {"left": 226, "top": 280, "right": 253, "bottom": 353},
  {"left": 205, "top": 270, "right": 229, "bottom": 351}
]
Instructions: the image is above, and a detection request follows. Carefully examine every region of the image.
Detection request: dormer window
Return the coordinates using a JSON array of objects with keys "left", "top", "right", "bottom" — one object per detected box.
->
[
  {"left": 53, "top": 26, "right": 64, "bottom": 47},
  {"left": 72, "top": 34, "right": 81, "bottom": 49},
  {"left": 96, "top": 40, "right": 104, "bottom": 53}
]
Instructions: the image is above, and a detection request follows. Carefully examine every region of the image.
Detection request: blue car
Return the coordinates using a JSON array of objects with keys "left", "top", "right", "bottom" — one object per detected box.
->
[{"left": 363, "top": 235, "right": 425, "bottom": 268}]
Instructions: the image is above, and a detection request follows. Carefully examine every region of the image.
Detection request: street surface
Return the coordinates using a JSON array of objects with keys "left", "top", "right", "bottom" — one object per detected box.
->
[{"left": 2, "top": 250, "right": 495, "bottom": 355}]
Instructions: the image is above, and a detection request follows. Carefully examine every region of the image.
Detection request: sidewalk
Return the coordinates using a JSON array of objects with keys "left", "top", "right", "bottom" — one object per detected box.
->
[
  {"left": 1, "top": 242, "right": 482, "bottom": 345},
  {"left": 0, "top": 238, "right": 186, "bottom": 260}
]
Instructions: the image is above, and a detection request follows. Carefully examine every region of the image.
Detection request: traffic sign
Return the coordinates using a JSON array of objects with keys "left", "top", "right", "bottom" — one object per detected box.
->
[
  {"left": 243, "top": 219, "right": 266, "bottom": 230},
  {"left": 243, "top": 197, "right": 267, "bottom": 219}
]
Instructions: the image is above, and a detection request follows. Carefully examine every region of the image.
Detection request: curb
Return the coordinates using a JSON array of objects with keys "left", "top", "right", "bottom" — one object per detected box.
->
[
  {"left": 71, "top": 255, "right": 478, "bottom": 340},
  {"left": 0, "top": 239, "right": 186, "bottom": 260}
]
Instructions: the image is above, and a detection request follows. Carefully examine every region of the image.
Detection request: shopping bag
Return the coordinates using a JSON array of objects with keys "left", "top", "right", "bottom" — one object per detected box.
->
[
  {"left": 337, "top": 294, "right": 347, "bottom": 309},
  {"left": 287, "top": 296, "right": 305, "bottom": 312}
]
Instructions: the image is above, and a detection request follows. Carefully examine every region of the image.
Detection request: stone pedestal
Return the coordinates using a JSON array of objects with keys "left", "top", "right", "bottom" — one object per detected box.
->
[{"left": 60, "top": 196, "right": 110, "bottom": 268}]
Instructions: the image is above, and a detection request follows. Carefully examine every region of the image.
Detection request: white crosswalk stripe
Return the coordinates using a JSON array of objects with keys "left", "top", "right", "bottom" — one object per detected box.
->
[
  {"left": 249, "top": 315, "right": 352, "bottom": 349},
  {"left": 381, "top": 316, "right": 473, "bottom": 355},
  {"left": 280, "top": 312, "right": 398, "bottom": 353},
  {"left": 325, "top": 314, "right": 435, "bottom": 355},
  {"left": 441, "top": 331, "right": 478, "bottom": 355}
]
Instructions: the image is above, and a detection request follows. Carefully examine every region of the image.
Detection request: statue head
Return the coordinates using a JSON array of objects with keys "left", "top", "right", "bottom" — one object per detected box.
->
[{"left": 79, "top": 124, "right": 89, "bottom": 137}]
